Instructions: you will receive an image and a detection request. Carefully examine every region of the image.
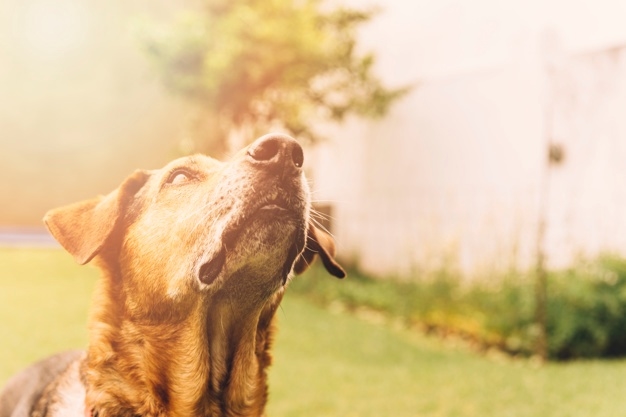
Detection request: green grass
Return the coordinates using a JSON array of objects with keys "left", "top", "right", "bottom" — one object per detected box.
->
[
  {"left": 0, "top": 248, "right": 96, "bottom": 379},
  {"left": 3, "top": 248, "right": 626, "bottom": 416}
]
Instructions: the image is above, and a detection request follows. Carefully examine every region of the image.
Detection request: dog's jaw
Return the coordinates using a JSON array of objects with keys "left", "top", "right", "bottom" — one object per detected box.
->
[{"left": 193, "top": 166, "right": 310, "bottom": 294}]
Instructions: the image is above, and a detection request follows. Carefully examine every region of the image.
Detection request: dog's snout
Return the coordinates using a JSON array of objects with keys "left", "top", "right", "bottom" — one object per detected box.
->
[{"left": 247, "top": 134, "right": 304, "bottom": 174}]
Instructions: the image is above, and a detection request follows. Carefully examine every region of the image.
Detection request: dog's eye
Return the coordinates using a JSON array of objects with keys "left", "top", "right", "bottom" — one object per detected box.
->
[{"left": 166, "top": 169, "right": 193, "bottom": 185}]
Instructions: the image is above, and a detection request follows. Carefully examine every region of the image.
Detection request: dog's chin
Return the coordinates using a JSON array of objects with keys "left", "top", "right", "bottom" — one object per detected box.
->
[{"left": 198, "top": 208, "right": 304, "bottom": 288}]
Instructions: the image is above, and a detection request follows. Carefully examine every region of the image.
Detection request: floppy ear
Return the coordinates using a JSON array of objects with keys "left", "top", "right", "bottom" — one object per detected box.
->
[
  {"left": 293, "top": 224, "right": 346, "bottom": 278},
  {"left": 43, "top": 170, "right": 150, "bottom": 265}
]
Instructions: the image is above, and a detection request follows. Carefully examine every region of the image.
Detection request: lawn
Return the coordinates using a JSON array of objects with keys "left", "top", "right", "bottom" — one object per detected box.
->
[{"left": 2, "top": 248, "right": 626, "bottom": 416}]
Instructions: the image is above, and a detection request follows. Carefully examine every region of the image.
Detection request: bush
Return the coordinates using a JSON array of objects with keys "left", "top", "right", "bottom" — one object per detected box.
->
[
  {"left": 546, "top": 256, "right": 626, "bottom": 359},
  {"left": 290, "top": 255, "right": 626, "bottom": 360}
]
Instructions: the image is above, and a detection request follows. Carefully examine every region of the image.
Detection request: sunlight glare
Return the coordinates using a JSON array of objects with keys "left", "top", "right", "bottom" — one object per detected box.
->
[{"left": 20, "top": 0, "right": 89, "bottom": 60}]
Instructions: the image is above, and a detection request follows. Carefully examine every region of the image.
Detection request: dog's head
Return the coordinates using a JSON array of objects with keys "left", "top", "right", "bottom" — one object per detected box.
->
[{"left": 44, "top": 133, "right": 345, "bottom": 320}]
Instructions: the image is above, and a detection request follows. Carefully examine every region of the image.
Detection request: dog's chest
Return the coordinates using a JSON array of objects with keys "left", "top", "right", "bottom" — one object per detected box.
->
[{"left": 34, "top": 360, "right": 87, "bottom": 417}]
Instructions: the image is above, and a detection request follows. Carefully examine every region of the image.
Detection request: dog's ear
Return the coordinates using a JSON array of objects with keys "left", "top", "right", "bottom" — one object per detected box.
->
[
  {"left": 293, "top": 224, "right": 346, "bottom": 278},
  {"left": 44, "top": 170, "right": 150, "bottom": 265}
]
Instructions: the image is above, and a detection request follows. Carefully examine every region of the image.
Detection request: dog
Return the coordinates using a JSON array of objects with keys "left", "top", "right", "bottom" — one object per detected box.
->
[{"left": 0, "top": 133, "right": 345, "bottom": 417}]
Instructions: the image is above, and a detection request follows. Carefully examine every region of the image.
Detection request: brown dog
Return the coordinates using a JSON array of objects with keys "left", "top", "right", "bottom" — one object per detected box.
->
[{"left": 0, "top": 134, "right": 345, "bottom": 417}]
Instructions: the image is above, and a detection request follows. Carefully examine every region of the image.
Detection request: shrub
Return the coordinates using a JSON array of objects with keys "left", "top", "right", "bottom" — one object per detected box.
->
[
  {"left": 546, "top": 255, "right": 626, "bottom": 359},
  {"left": 290, "top": 255, "right": 626, "bottom": 360}
]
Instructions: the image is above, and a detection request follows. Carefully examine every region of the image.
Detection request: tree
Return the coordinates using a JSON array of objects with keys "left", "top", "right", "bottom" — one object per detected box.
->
[{"left": 138, "top": 0, "right": 407, "bottom": 154}]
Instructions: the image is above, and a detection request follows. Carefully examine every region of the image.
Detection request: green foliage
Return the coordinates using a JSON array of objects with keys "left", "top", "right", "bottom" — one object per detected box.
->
[
  {"left": 546, "top": 256, "right": 626, "bottom": 359},
  {"left": 292, "top": 255, "right": 626, "bottom": 360},
  {"left": 291, "top": 265, "right": 531, "bottom": 352},
  {"left": 137, "top": 0, "right": 407, "bottom": 151}
]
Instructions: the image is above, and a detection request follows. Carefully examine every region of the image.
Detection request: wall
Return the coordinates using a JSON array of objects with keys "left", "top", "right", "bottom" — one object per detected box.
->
[{"left": 314, "top": 0, "right": 626, "bottom": 278}]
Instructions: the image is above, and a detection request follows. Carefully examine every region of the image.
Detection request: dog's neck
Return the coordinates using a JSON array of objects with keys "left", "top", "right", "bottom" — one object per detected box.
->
[
  {"left": 204, "top": 290, "right": 281, "bottom": 416},
  {"left": 83, "top": 266, "right": 283, "bottom": 417}
]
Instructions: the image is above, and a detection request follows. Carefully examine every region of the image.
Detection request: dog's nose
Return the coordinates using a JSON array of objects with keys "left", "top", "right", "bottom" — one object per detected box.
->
[{"left": 247, "top": 133, "right": 304, "bottom": 175}]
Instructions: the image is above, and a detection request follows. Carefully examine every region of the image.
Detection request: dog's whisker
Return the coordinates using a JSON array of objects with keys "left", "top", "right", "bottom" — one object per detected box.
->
[
  {"left": 309, "top": 210, "right": 334, "bottom": 222},
  {"left": 312, "top": 221, "right": 335, "bottom": 240}
]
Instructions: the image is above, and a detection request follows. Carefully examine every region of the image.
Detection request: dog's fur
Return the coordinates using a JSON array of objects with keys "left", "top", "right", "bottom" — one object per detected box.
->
[{"left": 0, "top": 134, "right": 345, "bottom": 417}]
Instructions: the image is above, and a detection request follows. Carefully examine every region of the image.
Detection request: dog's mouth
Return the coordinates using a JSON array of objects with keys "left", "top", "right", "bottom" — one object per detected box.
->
[
  {"left": 198, "top": 188, "right": 304, "bottom": 286},
  {"left": 223, "top": 189, "right": 297, "bottom": 243}
]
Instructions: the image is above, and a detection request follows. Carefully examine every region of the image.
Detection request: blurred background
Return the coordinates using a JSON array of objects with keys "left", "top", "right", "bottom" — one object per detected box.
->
[
  {"left": 4, "top": 0, "right": 626, "bottom": 375},
  {"left": 4, "top": 0, "right": 626, "bottom": 275}
]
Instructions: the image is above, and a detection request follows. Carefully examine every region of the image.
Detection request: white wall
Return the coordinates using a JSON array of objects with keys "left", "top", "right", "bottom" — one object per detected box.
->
[{"left": 314, "top": 0, "right": 626, "bottom": 277}]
